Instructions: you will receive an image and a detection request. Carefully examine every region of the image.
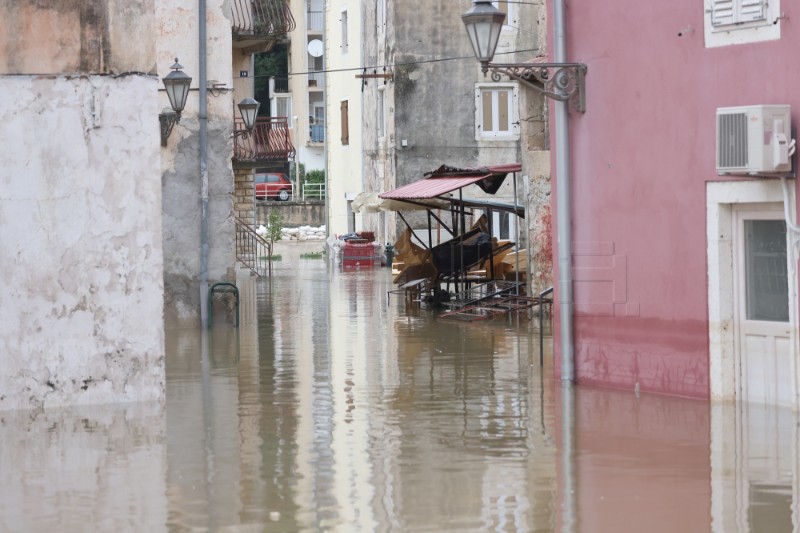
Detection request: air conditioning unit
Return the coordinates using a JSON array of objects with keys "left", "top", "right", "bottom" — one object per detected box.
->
[{"left": 716, "top": 105, "right": 793, "bottom": 175}]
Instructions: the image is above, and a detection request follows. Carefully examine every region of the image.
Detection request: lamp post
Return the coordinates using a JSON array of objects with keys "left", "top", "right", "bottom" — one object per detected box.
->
[
  {"left": 160, "top": 59, "right": 192, "bottom": 146},
  {"left": 234, "top": 97, "right": 261, "bottom": 137},
  {"left": 461, "top": 0, "right": 586, "bottom": 113},
  {"left": 462, "top": 0, "right": 583, "bottom": 381}
]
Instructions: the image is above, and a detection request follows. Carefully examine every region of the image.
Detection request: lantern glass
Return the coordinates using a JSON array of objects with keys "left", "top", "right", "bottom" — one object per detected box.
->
[
  {"left": 237, "top": 98, "right": 261, "bottom": 131},
  {"left": 162, "top": 59, "right": 192, "bottom": 113},
  {"left": 461, "top": 1, "right": 506, "bottom": 65}
]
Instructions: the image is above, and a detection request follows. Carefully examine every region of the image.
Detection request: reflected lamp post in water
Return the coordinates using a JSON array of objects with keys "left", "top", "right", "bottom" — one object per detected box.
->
[{"left": 462, "top": 0, "right": 586, "bottom": 382}]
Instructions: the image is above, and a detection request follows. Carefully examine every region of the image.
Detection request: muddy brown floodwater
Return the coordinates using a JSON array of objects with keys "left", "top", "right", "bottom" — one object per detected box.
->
[{"left": 0, "top": 242, "right": 797, "bottom": 532}]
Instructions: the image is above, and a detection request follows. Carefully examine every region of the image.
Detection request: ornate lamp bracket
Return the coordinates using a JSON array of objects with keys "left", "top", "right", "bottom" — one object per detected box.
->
[
  {"left": 485, "top": 62, "right": 588, "bottom": 113},
  {"left": 159, "top": 110, "right": 181, "bottom": 146}
]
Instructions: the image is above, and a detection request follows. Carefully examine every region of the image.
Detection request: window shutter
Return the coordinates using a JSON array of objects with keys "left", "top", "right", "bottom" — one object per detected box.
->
[
  {"left": 711, "top": 0, "right": 735, "bottom": 26},
  {"left": 738, "top": 0, "right": 766, "bottom": 23},
  {"left": 341, "top": 100, "right": 349, "bottom": 145},
  {"left": 712, "top": 0, "right": 767, "bottom": 26}
]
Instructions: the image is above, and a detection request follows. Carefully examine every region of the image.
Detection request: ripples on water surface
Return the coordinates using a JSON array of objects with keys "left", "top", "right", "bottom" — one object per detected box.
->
[{"left": 0, "top": 250, "right": 797, "bottom": 532}]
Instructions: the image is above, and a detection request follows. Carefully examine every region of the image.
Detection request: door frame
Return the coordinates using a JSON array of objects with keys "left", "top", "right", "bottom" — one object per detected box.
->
[{"left": 707, "top": 180, "right": 799, "bottom": 406}]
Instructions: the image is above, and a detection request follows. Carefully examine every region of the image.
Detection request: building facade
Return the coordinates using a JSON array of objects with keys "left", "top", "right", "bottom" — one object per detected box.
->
[
  {"left": 553, "top": 0, "right": 799, "bottom": 406},
  {"left": 325, "top": 0, "right": 366, "bottom": 237},
  {"left": 360, "top": 0, "right": 550, "bottom": 282},
  {"left": 159, "top": 0, "right": 294, "bottom": 328},
  {"left": 0, "top": 0, "right": 165, "bottom": 409}
]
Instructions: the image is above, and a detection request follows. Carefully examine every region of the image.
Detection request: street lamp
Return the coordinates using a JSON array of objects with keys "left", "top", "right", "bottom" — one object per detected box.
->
[
  {"left": 160, "top": 58, "right": 192, "bottom": 146},
  {"left": 236, "top": 97, "right": 261, "bottom": 136},
  {"left": 461, "top": 0, "right": 587, "bottom": 112}
]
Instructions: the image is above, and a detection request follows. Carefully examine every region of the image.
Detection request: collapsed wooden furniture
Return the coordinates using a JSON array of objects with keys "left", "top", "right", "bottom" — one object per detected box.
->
[{"left": 357, "top": 163, "right": 538, "bottom": 316}]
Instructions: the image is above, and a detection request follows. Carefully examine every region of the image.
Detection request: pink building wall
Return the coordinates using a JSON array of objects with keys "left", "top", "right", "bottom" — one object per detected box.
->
[{"left": 551, "top": 1, "right": 799, "bottom": 398}]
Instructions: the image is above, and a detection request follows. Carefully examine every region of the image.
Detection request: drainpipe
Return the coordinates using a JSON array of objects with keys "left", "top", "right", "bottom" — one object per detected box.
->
[
  {"left": 554, "top": 0, "right": 574, "bottom": 381},
  {"left": 323, "top": 1, "right": 329, "bottom": 237},
  {"left": 199, "top": 0, "right": 210, "bottom": 327}
]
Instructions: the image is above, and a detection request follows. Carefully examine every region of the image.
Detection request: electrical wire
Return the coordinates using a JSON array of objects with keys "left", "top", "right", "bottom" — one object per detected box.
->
[{"left": 251, "top": 47, "right": 541, "bottom": 79}]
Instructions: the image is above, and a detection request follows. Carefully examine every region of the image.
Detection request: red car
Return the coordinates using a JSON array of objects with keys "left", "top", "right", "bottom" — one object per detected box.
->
[{"left": 255, "top": 173, "right": 292, "bottom": 201}]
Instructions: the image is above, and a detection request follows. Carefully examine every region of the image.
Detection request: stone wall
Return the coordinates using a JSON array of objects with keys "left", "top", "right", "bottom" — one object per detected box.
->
[{"left": 257, "top": 201, "right": 325, "bottom": 228}]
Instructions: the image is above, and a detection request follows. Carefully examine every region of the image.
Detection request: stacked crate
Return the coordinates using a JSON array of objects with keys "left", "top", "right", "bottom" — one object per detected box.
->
[{"left": 342, "top": 233, "right": 381, "bottom": 268}]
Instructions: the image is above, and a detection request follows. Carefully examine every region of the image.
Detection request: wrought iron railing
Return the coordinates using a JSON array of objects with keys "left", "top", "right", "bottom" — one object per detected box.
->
[
  {"left": 234, "top": 217, "right": 270, "bottom": 277},
  {"left": 233, "top": 117, "right": 296, "bottom": 162},
  {"left": 271, "top": 77, "right": 289, "bottom": 94},
  {"left": 231, "top": 0, "right": 296, "bottom": 37}
]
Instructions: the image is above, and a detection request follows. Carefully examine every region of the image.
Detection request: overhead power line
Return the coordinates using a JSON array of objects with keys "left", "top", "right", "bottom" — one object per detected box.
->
[{"left": 251, "top": 47, "right": 541, "bottom": 79}]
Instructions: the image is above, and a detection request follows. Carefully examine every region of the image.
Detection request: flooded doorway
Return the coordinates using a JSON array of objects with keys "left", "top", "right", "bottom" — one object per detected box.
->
[
  {"left": 707, "top": 181, "right": 798, "bottom": 406},
  {"left": 733, "top": 208, "right": 792, "bottom": 406}
]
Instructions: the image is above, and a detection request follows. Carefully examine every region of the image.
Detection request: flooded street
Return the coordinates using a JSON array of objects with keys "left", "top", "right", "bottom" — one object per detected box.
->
[{"left": 1, "top": 244, "right": 798, "bottom": 532}]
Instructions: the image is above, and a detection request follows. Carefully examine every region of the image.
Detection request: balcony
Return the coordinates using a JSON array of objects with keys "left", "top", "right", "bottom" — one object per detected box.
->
[
  {"left": 233, "top": 117, "right": 296, "bottom": 169},
  {"left": 231, "top": 0, "right": 296, "bottom": 50},
  {"left": 308, "top": 70, "right": 325, "bottom": 88},
  {"left": 309, "top": 123, "right": 324, "bottom": 143},
  {"left": 271, "top": 77, "right": 289, "bottom": 94},
  {"left": 307, "top": 10, "right": 323, "bottom": 32}
]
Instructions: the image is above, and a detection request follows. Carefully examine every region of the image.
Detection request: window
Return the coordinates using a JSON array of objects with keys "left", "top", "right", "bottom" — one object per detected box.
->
[
  {"left": 341, "top": 100, "right": 349, "bottom": 145},
  {"left": 275, "top": 96, "right": 291, "bottom": 121},
  {"left": 475, "top": 83, "right": 519, "bottom": 141},
  {"left": 493, "top": 1, "right": 517, "bottom": 31},
  {"left": 377, "top": 0, "right": 386, "bottom": 33},
  {"left": 704, "top": 0, "right": 780, "bottom": 48},
  {"left": 378, "top": 88, "right": 386, "bottom": 139},
  {"left": 341, "top": 10, "right": 348, "bottom": 54}
]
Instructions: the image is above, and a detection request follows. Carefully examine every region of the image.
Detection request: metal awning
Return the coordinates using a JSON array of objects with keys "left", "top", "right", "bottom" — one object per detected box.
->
[{"left": 379, "top": 163, "right": 522, "bottom": 200}]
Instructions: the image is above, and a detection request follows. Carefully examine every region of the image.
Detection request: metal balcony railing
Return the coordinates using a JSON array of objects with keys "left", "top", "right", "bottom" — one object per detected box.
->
[
  {"left": 233, "top": 117, "right": 296, "bottom": 163},
  {"left": 308, "top": 70, "right": 325, "bottom": 87},
  {"left": 309, "top": 124, "right": 324, "bottom": 143},
  {"left": 231, "top": 0, "right": 296, "bottom": 37},
  {"left": 307, "top": 10, "right": 323, "bottom": 31},
  {"left": 271, "top": 77, "right": 289, "bottom": 94}
]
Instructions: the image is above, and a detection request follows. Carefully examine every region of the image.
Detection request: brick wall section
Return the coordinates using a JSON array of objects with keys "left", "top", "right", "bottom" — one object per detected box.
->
[{"left": 234, "top": 169, "right": 255, "bottom": 227}]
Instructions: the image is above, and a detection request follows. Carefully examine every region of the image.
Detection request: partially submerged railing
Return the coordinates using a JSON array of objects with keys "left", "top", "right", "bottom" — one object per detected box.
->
[
  {"left": 233, "top": 116, "right": 296, "bottom": 163},
  {"left": 231, "top": 0, "right": 296, "bottom": 37},
  {"left": 234, "top": 217, "right": 270, "bottom": 277}
]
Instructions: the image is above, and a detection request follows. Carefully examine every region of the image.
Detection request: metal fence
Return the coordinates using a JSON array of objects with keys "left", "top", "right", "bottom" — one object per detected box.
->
[{"left": 301, "top": 183, "right": 325, "bottom": 200}]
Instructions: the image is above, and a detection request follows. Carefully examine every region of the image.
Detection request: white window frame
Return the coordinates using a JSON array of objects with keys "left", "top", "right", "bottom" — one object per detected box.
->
[
  {"left": 704, "top": 0, "right": 780, "bottom": 48},
  {"left": 377, "top": 87, "right": 386, "bottom": 141},
  {"left": 272, "top": 95, "right": 292, "bottom": 122},
  {"left": 493, "top": 1, "right": 517, "bottom": 32},
  {"left": 377, "top": 0, "right": 386, "bottom": 35},
  {"left": 474, "top": 83, "right": 520, "bottom": 142},
  {"left": 341, "top": 10, "right": 348, "bottom": 54}
]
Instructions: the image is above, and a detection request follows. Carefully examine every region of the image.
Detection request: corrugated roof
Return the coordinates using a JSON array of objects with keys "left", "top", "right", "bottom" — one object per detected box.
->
[{"left": 379, "top": 163, "right": 522, "bottom": 200}]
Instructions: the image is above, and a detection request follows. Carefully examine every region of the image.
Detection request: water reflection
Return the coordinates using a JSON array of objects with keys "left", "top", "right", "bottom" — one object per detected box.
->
[{"left": 0, "top": 255, "right": 798, "bottom": 531}]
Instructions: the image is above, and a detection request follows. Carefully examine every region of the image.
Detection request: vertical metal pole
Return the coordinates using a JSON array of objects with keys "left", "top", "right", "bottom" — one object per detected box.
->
[
  {"left": 514, "top": 171, "right": 520, "bottom": 295},
  {"left": 554, "top": 0, "right": 574, "bottom": 381},
  {"left": 199, "top": 0, "right": 210, "bottom": 327}
]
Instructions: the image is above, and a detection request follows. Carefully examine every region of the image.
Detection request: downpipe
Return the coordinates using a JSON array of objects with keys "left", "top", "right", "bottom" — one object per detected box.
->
[
  {"left": 199, "top": 0, "right": 210, "bottom": 326},
  {"left": 554, "top": 0, "right": 574, "bottom": 380}
]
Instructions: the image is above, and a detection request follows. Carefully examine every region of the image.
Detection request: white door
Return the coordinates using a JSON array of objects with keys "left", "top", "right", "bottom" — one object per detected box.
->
[{"left": 734, "top": 207, "right": 792, "bottom": 406}]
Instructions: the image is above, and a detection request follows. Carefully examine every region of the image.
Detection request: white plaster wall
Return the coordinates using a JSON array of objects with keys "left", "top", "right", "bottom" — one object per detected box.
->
[
  {"left": 326, "top": 0, "right": 364, "bottom": 237},
  {"left": 0, "top": 75, "right": 165, "bottom": 410}
]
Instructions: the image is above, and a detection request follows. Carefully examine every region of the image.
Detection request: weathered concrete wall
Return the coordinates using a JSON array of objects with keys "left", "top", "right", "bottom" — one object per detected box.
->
[
  {"left": 0, "top": 1, "right": 164, "bottom": 410},
  {"left": 0, "top": 0, "right": 156, "bottom": 75},
  {"left": 257, "top": 201, "right": 325, "bottom": 227},
  {"left": 158, "top": 0, "right": 236, "bottom": 328}
]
